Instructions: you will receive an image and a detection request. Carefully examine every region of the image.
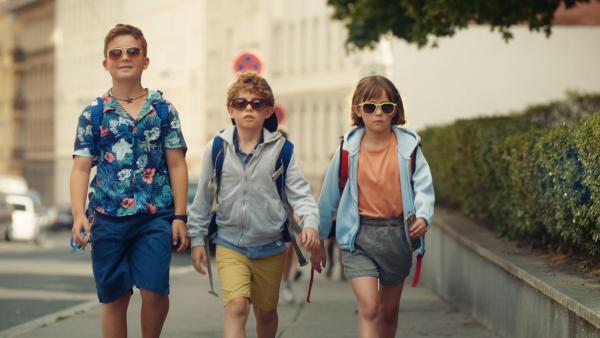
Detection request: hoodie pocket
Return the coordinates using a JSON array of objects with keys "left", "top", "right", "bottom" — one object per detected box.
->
[{"left": 215, "top": 199, "right": 240, "bottom": 227}]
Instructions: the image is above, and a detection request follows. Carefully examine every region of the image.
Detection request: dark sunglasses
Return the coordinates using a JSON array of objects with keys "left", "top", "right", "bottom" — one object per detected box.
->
[
  {"left": 358, "top": 102, "right": 397, "bottom": 115},
  {"left": 107, "top": 47, "right": 142, "bottom": 60},
  {"left": 230, "top": 98, "right": 271, "bottom": 111}
]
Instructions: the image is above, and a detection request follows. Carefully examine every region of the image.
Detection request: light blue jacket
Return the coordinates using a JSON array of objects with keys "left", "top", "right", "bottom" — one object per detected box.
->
[{"left": 318, "top": 126, "right": 435, "bottom": 255}]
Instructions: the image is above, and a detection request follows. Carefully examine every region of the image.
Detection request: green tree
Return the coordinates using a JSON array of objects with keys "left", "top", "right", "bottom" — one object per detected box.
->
[{"left": 327, "top": 0, "right": 590, "bottom": 49}]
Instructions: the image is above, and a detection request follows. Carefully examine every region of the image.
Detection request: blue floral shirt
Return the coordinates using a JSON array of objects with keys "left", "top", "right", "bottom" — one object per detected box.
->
[{"left": 73, "top": 89, "right": 187, "bottom": 217}]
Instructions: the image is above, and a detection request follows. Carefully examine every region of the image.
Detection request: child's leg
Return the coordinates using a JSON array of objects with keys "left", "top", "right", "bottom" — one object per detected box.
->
[
  {"left": 129, "top": 210, "right": 173, "bottom": 338},
  {"left": 101, "top": 292, "right": 132, "bottom": 338},
  {"left": 253, "top": 305, "right": 278, "bottom": 338},
  {"left": 139, "top": 289, "right": 169, "bottom": 338},
  {"left": 91, "top": 213, "right": 136, "bottom": 337},
  {"left": 250, "top": 252, "right": 285, "bottom": 338},
  {"left": 350, "top": 276, "right": 380, "bottom": 338},
  {"left": 378, "top": 283, "right": 404, "bottom": 338},
  {"left": 224, "top": 297, "right": 250, "bottom": 338},
  {"left": 216, "top": 246, "right": 253, "bottom": 338}
]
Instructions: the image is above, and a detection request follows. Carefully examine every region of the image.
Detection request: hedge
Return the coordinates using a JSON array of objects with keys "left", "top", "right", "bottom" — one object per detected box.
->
[{"left": 420, "top": 93, "right": 600, "bottom": 256}]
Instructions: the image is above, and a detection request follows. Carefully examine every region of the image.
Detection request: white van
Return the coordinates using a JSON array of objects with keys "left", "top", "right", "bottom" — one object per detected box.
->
[
  {"left": 5, "top": 192, "right": 47, "bottom": 243},
  {"left": 0, "top": 175, "right": 28, "bottom": 194}
]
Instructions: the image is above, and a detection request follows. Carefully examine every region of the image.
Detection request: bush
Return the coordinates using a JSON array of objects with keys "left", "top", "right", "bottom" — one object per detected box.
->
[{"left": 420, "top": 92, "right": 600, "bottom": 257}]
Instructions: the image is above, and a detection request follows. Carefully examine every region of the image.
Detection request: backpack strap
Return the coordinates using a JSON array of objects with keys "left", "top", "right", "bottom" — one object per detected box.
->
[
  {"left": 338, "top": 138, "right": 349, "bottom": 195},
  {"left": 153, "top": 99, "right": 171, "bottom": 136},
  {"left": 90, "top": 97, "right": 105, "bottom": 160},
  {"left": 208, "top": 136, "right": 226, "bottom": 240},
  {"left": 275, "top": 139, "right": 294, "bottom": 242}
]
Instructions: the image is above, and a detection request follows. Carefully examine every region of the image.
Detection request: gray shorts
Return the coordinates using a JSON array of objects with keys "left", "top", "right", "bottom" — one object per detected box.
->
[{"left": 341, "top": 216, "right": 412, "bottom": 285}]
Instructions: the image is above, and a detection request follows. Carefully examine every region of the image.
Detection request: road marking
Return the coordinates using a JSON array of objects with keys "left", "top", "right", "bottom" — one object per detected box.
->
[
  {"left": 0, "top": 299, "right": 98, "bottom": 338},
  {"left": 0, "top": 288, "right": 95, "bottom": 301},
  {"left": 0, "top": 265, "right": 196, "bottom": 338}
]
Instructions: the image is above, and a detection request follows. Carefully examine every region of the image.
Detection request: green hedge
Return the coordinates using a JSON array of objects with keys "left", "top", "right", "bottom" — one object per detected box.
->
[{"left": 420, "top": 93, "right": 600, "bottom": 256}]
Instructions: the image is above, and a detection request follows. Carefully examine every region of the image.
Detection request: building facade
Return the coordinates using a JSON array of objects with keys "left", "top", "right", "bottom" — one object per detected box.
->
[
  {"left": 4, "top": 0, "right": 55, "bottom": 204},
  {"left": 53, "top": 0, "right": 206, "bottom": 208},
  {"left": 0, "top": 2, "right": 20, "bottom": 176},
  {"left": 205, "top": 0, "right": 390, "bottom": 192}
]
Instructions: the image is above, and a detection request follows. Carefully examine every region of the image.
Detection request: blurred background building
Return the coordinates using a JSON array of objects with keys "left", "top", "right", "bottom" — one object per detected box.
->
[
  {"left": 205, "top": 0, "right": 392, "bottom": 192},
  {"left": 0, "top": 0, "right": 599, "bottom": 207}
]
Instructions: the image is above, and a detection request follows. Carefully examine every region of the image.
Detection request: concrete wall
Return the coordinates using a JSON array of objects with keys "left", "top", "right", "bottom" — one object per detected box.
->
[{"left": 422, "top": 210, "right": 600, "bottom": 338}]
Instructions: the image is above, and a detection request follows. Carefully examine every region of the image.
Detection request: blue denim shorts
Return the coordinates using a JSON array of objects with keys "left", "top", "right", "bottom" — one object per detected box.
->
[{"left": 90, "top": 209, "right": 173, "bottom": 303}]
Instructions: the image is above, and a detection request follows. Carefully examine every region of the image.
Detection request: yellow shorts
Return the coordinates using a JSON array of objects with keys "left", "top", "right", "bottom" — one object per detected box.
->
[{"left": 216, "top": 245, "right": 285, "bottom": 311}]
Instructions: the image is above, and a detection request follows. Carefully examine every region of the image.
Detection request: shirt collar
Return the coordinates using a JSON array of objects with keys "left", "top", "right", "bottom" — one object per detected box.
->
[
  {"left": 103, "top": 89, "right": 164, "bottom": 120},
  {"left": 233, "top": 127, "right": 264, "bottom": 155}
]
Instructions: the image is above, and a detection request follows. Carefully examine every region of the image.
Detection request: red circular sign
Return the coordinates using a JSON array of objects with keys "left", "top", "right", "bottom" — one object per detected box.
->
[
  {"left": 274, "top": 105, "right": 286, "bottom": 124},
  {"left": 233, "top": 52, "right": 263, "bottom": 74}
]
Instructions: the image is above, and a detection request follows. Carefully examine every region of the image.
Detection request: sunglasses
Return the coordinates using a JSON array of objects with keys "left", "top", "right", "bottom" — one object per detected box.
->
[
  {"left": 357, "top": 102, "right": 397, "bottom": 115},
  {"left": 230, "top": 98, "right": 271, "bottom": 111},
  {"left": 107, "top": 47, "right": 142, "bottom": 60}
]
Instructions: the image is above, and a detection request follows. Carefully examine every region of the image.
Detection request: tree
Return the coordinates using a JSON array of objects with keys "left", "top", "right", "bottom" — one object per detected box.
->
[{"left": 327, "top": 0, "right": 591, "bottom": 49}]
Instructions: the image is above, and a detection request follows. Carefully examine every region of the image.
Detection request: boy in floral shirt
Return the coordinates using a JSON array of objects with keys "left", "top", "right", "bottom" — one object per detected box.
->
[{"left": 70, "top": 24, "right": 188, "bottom": 338}]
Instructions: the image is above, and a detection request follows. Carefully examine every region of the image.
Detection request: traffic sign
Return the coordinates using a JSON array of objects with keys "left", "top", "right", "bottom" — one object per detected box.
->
[{"left": 233, "top": 52, "right": 263, "bottom": 74}]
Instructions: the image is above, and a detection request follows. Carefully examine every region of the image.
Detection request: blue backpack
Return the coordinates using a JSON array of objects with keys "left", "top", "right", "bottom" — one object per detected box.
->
[
  {"left": 89, "top": 96, "right": 170, "bottom": 157},
  {"left": 207, "top": 135, "right": 294, "bottom": 242}
]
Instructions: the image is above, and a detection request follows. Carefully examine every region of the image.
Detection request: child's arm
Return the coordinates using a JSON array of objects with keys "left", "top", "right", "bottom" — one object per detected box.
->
[
  {"left": 70, "top": 107, "right": 95, "bottom": 248},
  {"left": 164, "top": 103, "right": 189, "bottom": 252},
  {"left": 166, "top": 148, "right": 189, "bottom": 253},
  {"left": 70, "top": 156, "right": 92, "bottom": 247},
  {"left": 188, "top": 141, "right": 216, "bottom": 274},
  {"left": 317, "top": 146, "right": 342, "bottom": 241},
  {"left": 283, "top": 152, "right": 320, "bottom": 250},
  {"left": 411, "top": 147, "right": 435, "bottom": 230}
]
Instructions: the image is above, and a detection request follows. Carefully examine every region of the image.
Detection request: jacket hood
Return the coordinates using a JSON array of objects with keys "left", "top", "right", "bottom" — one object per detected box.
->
[
  {"left": 216, "top": 125, "right": 283, "bottom": 146},
  {"left": 343, "top": 126, "right": 421, "bottom": 158}
]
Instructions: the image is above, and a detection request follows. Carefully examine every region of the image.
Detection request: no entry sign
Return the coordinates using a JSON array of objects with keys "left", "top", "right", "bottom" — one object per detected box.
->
[{"left": 233, "top": 52, "right": 263, "bottom": 74}]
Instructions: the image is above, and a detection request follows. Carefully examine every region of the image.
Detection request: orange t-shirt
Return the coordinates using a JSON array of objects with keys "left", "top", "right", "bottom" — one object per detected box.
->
[{"left": 357, "top": 133, "right": 403, "bottom": 217}]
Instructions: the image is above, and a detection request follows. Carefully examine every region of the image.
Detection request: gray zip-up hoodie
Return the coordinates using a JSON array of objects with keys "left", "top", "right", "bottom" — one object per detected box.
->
[{"left": 188, "top": 126, "right": 319, "bottom": 248}]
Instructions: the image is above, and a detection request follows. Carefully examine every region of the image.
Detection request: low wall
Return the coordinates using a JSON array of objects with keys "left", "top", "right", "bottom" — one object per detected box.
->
[{"left": 422, "top": 209, "right": 600, "bottom": 338}]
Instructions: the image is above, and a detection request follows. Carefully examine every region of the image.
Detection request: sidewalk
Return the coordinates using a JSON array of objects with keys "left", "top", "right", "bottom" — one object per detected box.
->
[{"left": 10, "top": 265, "right": 497, "bottom": 338}]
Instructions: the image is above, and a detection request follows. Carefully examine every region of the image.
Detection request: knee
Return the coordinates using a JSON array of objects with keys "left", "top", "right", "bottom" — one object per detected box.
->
[
  {"left": 140, "top": 289, "right": 168, "bottom": 307},
  {"left": 379, "top": 304, "right": 399, "bottom": 324},
  {"left": 103, "top": 292, "right": 131, "bottom": 313},
  {"left": 226, "top": 298, "right": 250, "bottom": 318},
  {"left": 358, "top": 301, "right": 379, "bottom": 322},
  {"left": 254, "top": 307, "right": 277, "bottom": 324}
]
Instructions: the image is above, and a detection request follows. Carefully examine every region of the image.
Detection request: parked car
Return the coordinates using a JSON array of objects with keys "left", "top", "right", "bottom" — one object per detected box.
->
[
  {"left": 50, "top": 206, "right": 74, "bottom": 231},
  {"left": 0, "top": 175, "right": 28, "bottom": 194},
  {"left": 5, "top": 191, "right": 50, "bottom": 244},
  {"left": 0, "top": 192, "right": 12, "bottom": 241}
]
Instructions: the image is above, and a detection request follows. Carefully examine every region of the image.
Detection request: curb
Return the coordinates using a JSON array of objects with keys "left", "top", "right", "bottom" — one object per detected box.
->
[{"left": 0, "top": 265, "right": 195, "bottom": 338}]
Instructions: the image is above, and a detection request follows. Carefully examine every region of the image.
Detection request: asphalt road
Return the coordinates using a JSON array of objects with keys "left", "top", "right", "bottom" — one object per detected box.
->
[{"left": 0, "top": 229, "right": 191, "bottom": 332}]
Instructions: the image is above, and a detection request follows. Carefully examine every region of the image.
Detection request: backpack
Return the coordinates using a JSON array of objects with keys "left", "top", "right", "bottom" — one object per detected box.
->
[
  {"left": 90, "top": 96, "right": 170, "bottom": 158},
  {"left": 207, "top": 135, "right": 294, "bottom": 241},
  {"left": 333, "top": 137, "right": 424, "bottom": 287}
]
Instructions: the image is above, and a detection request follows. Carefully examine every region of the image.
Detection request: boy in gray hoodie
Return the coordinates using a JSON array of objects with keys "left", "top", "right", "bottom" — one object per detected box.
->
[{"left": 188, "top": 71, "right": 320, "bottom": 338}]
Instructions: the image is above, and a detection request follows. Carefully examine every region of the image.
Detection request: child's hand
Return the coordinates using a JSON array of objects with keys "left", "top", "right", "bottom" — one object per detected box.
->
[
  {"left": 71, "top": 214, "right": 91, "bottom": 249},
  {"left": 172, "top": 220, "right": 189, "bottom": 253},
  {"left": 301, "top": 227, "right": 320, "bottom": 251},
  {"left": 310, "top": 242, "right": 327, "bottom": 273},
  {"left": 409, "top": 217, "right": 428, "bottom": 239},
  {"left": 191, "top": 246, "right": 208, "bottom": 275}
]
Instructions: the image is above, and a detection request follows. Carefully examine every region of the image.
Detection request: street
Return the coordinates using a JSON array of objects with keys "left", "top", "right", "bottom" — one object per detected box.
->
[{"left": 0, "top": 229, "right": 191, "bottom": 332}]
